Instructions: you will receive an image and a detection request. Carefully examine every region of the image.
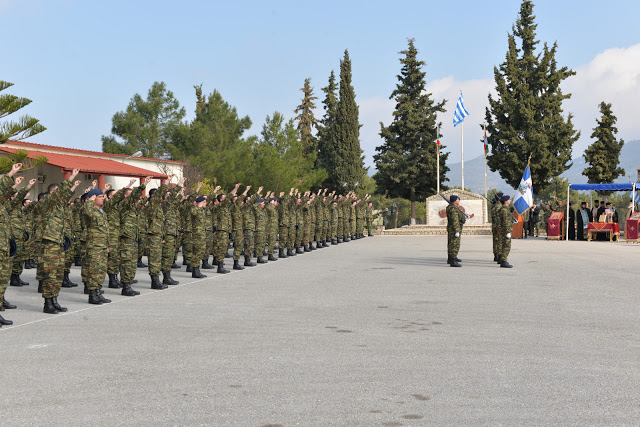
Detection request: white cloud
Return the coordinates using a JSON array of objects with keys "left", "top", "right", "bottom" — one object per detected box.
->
[{"left": 564, "top": 43, "right": 640, "bottom": 157}]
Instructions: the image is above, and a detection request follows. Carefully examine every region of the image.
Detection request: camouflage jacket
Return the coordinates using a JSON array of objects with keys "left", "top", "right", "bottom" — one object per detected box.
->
[
  {"left": 83, "top": 201, "right": 108, "bottom": 250},
  {"left": 119, "top": 185, "right": 145, "bottom": 239}
]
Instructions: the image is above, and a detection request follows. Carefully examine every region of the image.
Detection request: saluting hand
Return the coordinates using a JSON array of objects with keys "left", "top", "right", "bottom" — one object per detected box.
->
[
  {"left": 8, "top": 163, "right": 23, "bottom": 177},
  {"left": 27, "top": 178, "right": 37, "bottom": 189},
  {"left": 144, "top": 176, "right": 152, "bottom": 185},
  {"left": 13, "top": 176, "right": 24, "bottom": 187}
]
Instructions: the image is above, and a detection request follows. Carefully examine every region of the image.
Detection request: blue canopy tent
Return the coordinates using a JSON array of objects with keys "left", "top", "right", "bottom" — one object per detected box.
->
[{"left": 566, "top": 182, "right": 637, "bottom": 239}]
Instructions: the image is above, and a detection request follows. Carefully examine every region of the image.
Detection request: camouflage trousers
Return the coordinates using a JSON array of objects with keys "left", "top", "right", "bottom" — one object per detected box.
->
[
  {"left": 78, "top": 240, "right": 87, "bottom": 284},
  {"left": 0, "top": 249, "right": 10, "bottom": 301},
  {"left": 254, "top": 231, "right": 266, "bottom": 257},
  {"left": 243, "top": 230, "right": 255, "bottom": 257},
  {"left": 447, "top": 230, "right": 461, "bottom": 258},
  {"left": 205, "top": 230, "right": 214, "bottom": 257},
  {"left": 294, "top": 224, "right": 303, "bottom": 247},
  {"left": 303, "top": 222, "right": 312, "bottom": 245},
  {"left": 190, "top": 231, "right": 206, "bottom": 268},
  {"left": 492, "top": 224, "right": 501, "bottom": 256},
  {"left": 278, "top": 226, "right": 288, "bottom": 249},
  {"left": 350, "top": 219, "right": 356, "bottom": 236},
  {"left": 182, "top": 232, "right": 192, "bottom": 265},
  {"left": 500, "top": 236, "right": 511, "bottom": 262},
  {"left": 39, "top": 240, "right": 64, "bottom": 298},
  {"left": 287, "top": 225, "right": 295, "bottom": 250},
  {"left": 119, "top": 237, "right": 137, "bottom": 284},
  {"left": 107, "top": 234, "right": 120, "bottom": 274},
  {"left": 366, "top": 220, "right": 373, "bottom": 235},
  {"left": 11, "top": 238, "right": 26, "bottom": 276},
  {"left": 232, "top": 229, "right": 244, "bottom": 261},
  {"left": 84, "top": 244, "right": 107, "bottom": 291},
  {"left": 356, "top": 218, "right": 364, "bottom": 234},
  {"left": 213, "top": 231, "right": 230, "bottom": 261},
  {"left": 64, "top": 238, "right": 74, "bottom": 274},
  {"left": 174, "top": 232, "right": 183, "bottom": 261},
  {"left": 337, "top": 217, "right": 344, "bottom": 238},
  {"left": 148, "top": 233, "right": 163, "bottom": 274},
  {"left": 162, "top": 234, "right": 177, "bottom": 272},
  {"left": 138, "top": 234, "right": 148, "bottom": 258},
  {"left": 266, "top": 227, "right": 277, "bottom": 254}
]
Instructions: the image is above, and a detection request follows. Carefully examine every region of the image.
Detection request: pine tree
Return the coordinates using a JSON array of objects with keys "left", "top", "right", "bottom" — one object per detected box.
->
[
  {"left": 316, "top": 71, "right": 339, "bottom": 182},
  {"left": 485, "top": 0, "right": 579, "bottom": 193},
  {"left": 0, "top": 80, "right": 46, "bottom": 143},
  {"left": 582, "top": 102, "right": 625, "bottom": 184},
  {"left": 294, "top": 78, "right": 319, "bottom": 157},
  {"left": 102, "top": 81, "right": 185, "bottom": 159},
  {"left": 374, "top": 39, "right": 448, "bottom": 222},
  {"left": 332, "top": 50, "right": 365, "bottom": 191}
]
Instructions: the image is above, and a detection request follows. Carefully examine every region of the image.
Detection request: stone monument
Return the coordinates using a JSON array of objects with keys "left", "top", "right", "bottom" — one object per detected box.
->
[{"left": 425, "top": 189, "right": 489, "bottom": 226}]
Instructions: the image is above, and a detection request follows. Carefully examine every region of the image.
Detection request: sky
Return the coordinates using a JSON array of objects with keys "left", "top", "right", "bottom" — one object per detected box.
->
[{"left": 3, "top": 0, "right": 640, "bottom": 172}]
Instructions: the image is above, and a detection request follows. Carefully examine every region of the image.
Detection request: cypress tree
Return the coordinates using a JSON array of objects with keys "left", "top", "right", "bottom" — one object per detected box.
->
[
  {"left": 294, "top": 78, "right": 319, "bottom": 157},
  {"left": 582, "top": 102, "right": 625, "bottom": 184},
  {"left": 485, "top": 0, "right": 579, "bottom": 193},
  {"left": 316, "top": 70, "right": 338, "bottom": 182},
  {"left": 332, "top": 50, "right": 365, "bottom": 191},
  {"left": 374, "top": 39, "right": 448, "bottom": 222}
]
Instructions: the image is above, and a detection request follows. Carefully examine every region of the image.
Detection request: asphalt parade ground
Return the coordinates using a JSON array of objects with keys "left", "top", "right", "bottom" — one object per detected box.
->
[{"left": 2, "top": 235, "right": 640, "bottom": 426}]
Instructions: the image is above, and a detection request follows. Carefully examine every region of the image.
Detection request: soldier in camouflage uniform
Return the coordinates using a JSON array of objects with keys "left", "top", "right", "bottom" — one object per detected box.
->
[
  {"left": 118, "top": 179, "right": 147, "bottom": 296},
  {"left": 0, "top": 165, "right": 32, "bottom": 324},
  {"left": 213, "top": 189, "right": 235, "bottom": 274},
  {"left": 230, "top": 185, "right": 247, "bottom": 270},
  {"left": 330, "top": 198, "right": 339, "bottom": 243},
  {"left": 254, "top": 198, "right": 268, "bottom": 263},
  {"left": 61, "top": 197, "right": 78, "bottom": 288},
  {"left": 241, "top": 186, "right": 260, "bottom": 266},
  {"left": 23, "top": 198, "right": 37, "bottom": 269},
  {"left": 265, "top": 197, "right": 278, "bottom": 261},
  {"left": 277, "top": 194, "right": 291, "bottom": 258},
  {"left": 37, "top": 168, "right": 81, "bottom": 314},
  {"left": 137, "top": 195, "right": 149, "bottom": 268},
  {"left": 82, "top": 189, "right": 112, "bottom": 304},
  {"left": 365, "top": 201, "right": 375, "bottom": 236},
  {"left": 498, "top": 195, "right": 514, "bottom": 268},
  {"left": 202, "top": 196, "right": 214, "bottom": 269},
  {"left": 294, "top": 195, "right": 304, "bottom": 254},
  {"left": 302, "top": 195, "right": 312, "bottom": 252},
  {"left": 490, "top": 192, "right": 503, "bottom": 263},
  {"left": 161, "top": 178, "right": 185, "bottom": 286},
  {"left": 446, "top": 195, "right": 465, "bottom": 268},
  {"left": 147, "top": 179, "right": 168, "bottom": 288},
  {"left": 9, "top": 178, "right": 35, "bottom": 288},
  {"left": 189, "top": 193, "right": 209, "bottom": 278},
  {"left": 104, "top": 183, "right": 126, "bottom": 288},
  {"left": 180, "top": 197, "right": 193, "bottom": 270}
]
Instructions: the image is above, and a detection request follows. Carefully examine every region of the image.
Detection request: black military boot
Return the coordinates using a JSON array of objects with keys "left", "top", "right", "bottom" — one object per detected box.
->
[
  {"left": 137, "top": 257, "right": 147, "bottom": 268},
  {"left": 2, "top": 298, "right": 16, "bottom": 309},
  {"left": 25, "top": 260, "right": 33, "bottom": 269},
  {"left": 447, "top": 257, "right": 452, "bottom": 265},
  {"left": 97, "top": 292, "right": 111, "bottom": 303},
  {"left": 331, "top": 239, "right": 337, "bottom": 245},
  {"left": 201, "top": 258, "right": 214, "bottom": 269},
  {"left": 304, "top": 244, "right": 311, "bottom": 252},
  {"left": 60, "top": 276, "right": 72, "bottom": 288},
  {"left": 74, "top": 257, "right": 82, "bottom": 267},
  {"left": 217, "top": 261, "right": 230, "bottom": 274},
  {"left": 454, "top": 257, "right": 461, "bottom": 263},
  {"left": 10, "top": 274, "right": 22, "bottom": 287},
  {"left": 225, "top": 251, "right": 232, "bottom": 258},
  {"left": 186, "top": 265, "right": 193, "bottom": 273},
  {"left": 233, "top": 259, "right": 244, "bottom": 270},
  {"left": 171, "top": 261, "right": 180, "bottom": 269},
  {"left": 51, "top": 296, "right": 68, "bottom": 312},
  {"left": 257, "top": 256, "right": 267, "bottom": 264},
  {"left": 496, "top": 255, "right": 502, "bottom": 265},
  {"left": 163, "top": 271, "right": 179, "bottom": 285},
  {"left": 121, "top": 283, "right": 138, "bottom": 296},
  {"left": 191, "top": 267, "right": 207, "bottom": 279},
  {"left": 114, "top": 274, "right": 122, "bottom": 288},
  {"left": 64, "top": 272, "right": 78, "bottom": 287},
  {"left": 309, "top": 242, "right": 316, "bottom": 250},
  {"left": 43, "top": 298, "right": 59, "bottom": 314},
  {"left": 268, "top": 253, "right": 277, "bottom": 261},
  {"left": 450, "top": 259, "right": 462, "bottom": 267},
  {"left": 17, "top": 274, "right": 29, "bottom": 286},
  {"left": 0, "top": 314, "right": 13, "bottom": 325},
  {"left": 107, "top": 274, "right": 120, "bottom": 288},
  {"left": 279, "top": 248, "right": 288, "bottom": 258},
  {"left": 244, "top": 256, "right": 256, "bottom": 267},
  {"left": 151, "top": 275, "right": 168, "bottom": 289},
  {"left": 368, "top": 233, "right": 374, "bottom": 237},
  {"left": 493, "top": 254, "right": 498, "bottom": 262},
  {"left": 287, "top": 249, "right": 296, "bottom": 257},
  {"left": 38, "top": 280, "right": 43, "bottom": 294},
  {"left": 88, "top": 289, "right": 103, "bottom": 305},
  {"left": 295, "top": 246, "right": 304, "bottom": 254},
  {"left": 337, "top": 237, "right": 343, "bottom": 243},
  {"left": 182, "top": 256, "right": 188, "bottom": 265},
  {"left": 500, "top": 261, "right": 513, "bottom": 268}
]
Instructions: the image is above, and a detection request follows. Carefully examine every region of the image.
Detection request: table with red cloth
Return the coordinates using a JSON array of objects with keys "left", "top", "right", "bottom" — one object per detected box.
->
[
  {"left": 625, "top": 219, "right": 640, "bottom": 242},
  {"left": 547, "top": 212, "right": 564, "bottom": 240},
  {"left": 586, "top": 222, "right": 620, "bottom": 241}
]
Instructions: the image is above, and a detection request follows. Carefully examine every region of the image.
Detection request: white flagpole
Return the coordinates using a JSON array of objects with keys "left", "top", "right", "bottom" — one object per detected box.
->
[
  {"left": 461, "top": 121, "right": 464, "bottom": 191},
  {"left": 436, "top": 126, "right": 440, "bottom": 194},
  {"left": 484, "top": 128, "right": 488, "bottom": 198}
]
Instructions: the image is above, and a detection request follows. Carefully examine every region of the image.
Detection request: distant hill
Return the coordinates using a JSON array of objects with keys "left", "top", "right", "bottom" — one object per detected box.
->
[{"left": 446, "top": 139, "right": 640, "bottom": 193}]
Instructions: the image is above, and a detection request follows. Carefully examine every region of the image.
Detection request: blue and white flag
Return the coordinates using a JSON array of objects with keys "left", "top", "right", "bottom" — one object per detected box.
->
[
  {"left": 453, "top": 93, "right": 470, "bottom": 127},
  {"left": 513, "top": 165, "right": 534, "bottom": 215},
  {"left": 628, "top": 190, "right": 640, "bottom": 204}
]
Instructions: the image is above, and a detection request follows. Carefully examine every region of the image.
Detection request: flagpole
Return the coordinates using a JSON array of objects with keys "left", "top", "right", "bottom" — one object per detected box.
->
[
  {"left": 436, "top": 125, "right": 440, "bottom": 194},
  {"left": 483, "top": 125, "right": 488, "bottom": 198},
  {"left": 461, "top": 121, "right": 464, "bottom": 191}
]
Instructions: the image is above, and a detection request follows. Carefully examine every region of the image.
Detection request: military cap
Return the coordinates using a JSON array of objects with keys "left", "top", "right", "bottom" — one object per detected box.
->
[
  {"left": 256, "top": 198, "right": 265, "bottom": 203},
  {"left": 195, "top": 196, "right": 206, "bottom": 203},
  {"left": 450, "top": 195, "right": 459, "bottom": 203},
  {"left": 500, "top": 195, "right": 510, "bottom": 202},
  {"left": 86, "top": 189, "right": 103, "bottom": 198}
]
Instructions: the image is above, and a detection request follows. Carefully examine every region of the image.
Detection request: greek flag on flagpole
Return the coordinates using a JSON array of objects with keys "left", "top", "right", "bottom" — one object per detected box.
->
[
  {"left": 513, "top": 165, "right": 534, "bottom": 214},
  {"left": 453, "top": 93, "right": 470, "bottom": 127},
  {"left": 628, "top": 190, "right": 640, "bottom": 204}
]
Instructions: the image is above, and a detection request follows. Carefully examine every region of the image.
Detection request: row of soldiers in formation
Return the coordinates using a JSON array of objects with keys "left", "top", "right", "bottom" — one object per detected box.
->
[
  {"left": 0, "top": 164, "right": 376, "bottom": 325},
  {"left": 445, "top": 192, "right": 515, "bottom": 268}
]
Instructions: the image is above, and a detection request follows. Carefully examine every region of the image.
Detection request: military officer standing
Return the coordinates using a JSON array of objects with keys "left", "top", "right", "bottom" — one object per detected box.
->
[
  {"left": 498, "top": 195, "right": 514, "bottom": 268},
  {"left": 446, "top": 195, "right": 465, "bottom": 267}
]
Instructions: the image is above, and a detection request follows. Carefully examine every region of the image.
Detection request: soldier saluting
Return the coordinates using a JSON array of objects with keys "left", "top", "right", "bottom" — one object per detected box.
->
[{"left": 446, "top": 195, "right": 472, "bottom": 267}]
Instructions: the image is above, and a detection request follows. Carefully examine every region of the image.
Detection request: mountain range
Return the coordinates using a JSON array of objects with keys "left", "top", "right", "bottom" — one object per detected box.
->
[{"left": 445, "top": 139, "right": 640, "bottom": 194}]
